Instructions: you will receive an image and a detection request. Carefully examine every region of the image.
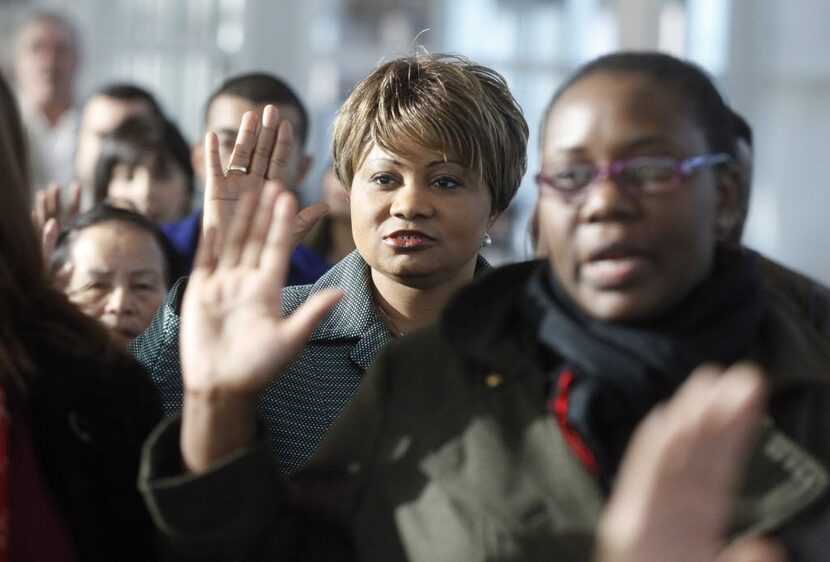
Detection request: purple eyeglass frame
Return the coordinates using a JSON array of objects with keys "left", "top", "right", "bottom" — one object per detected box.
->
[{"left": 535, "top": 152, "right": 733, "bottom": 202}]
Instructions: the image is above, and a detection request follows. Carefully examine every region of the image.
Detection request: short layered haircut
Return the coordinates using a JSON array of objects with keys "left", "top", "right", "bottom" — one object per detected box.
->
[{"left": 332, "top": 53, "right": 529, "bottom": 212}]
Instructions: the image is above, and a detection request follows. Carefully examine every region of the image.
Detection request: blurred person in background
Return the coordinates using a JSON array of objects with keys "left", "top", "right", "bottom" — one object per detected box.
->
[
  {"left": 51, "top": 203, "right": 182, "bottom": 350},
  {"left": 304, "top": 164, "right": 355, "bottom": 265},
  {"left": 31, "top": 83, "right": 165, "bottom": 239},
  {"left": 75, "top": 83, "right": 163, "bottom": 207},
  {"left": 167, "top": 71, "right": 329, "bottom": 281},
  {"left": 13, "top": 11, "right": 79, "bottom": 192},
  {"left": 193, "top": 73, "right": 313, "bottom": 194},
  {"left": 92, "top": 113, "right": 194, "bottom": 225},
  {"left": 0, "top": 70, "right": 160, "bottom": 562}
]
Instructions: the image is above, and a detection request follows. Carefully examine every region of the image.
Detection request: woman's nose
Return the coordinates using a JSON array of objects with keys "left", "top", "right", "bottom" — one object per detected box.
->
[
  {"left": 389, "top": 183, "right": 434, "bottom": 220},
  {"left": 578, "top": 174, "right": 640, "bottom": 223},
  {"left": 103, "top": 286, "right": 135, "bottom": 316}
]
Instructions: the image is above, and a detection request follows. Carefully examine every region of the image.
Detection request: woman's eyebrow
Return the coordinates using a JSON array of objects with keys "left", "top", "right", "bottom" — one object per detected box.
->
[
  {"left": 426, "top": 160, "right": 464, "bottom": 168},
  {"left": 86, "top": 268, "right": 114, "bottom": 277},
  {"left": 366, "top": 157, "right": 401, "bottom": 165},
  {"left": 130, "top": 269, "right": 163, "bottom": 278},
  {"left": 622, "top": 134, "right": 675, "bottom": 151},
  {"left": 551, "top": 135, "right": 675, "bottom": 156}
]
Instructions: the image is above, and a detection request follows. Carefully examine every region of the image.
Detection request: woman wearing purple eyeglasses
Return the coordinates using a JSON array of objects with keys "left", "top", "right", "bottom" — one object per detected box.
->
[{"left": 142, "top": 52, "right": 828, "bottom": 561}]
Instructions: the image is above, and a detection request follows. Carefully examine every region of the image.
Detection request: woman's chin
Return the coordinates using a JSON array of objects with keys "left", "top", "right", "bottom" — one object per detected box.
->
[{"left": 573, "top": 288, "right": 672, "bottom": 324}]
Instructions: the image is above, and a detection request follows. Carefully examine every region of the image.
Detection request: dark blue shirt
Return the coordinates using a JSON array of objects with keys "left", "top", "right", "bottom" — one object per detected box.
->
[{"left": 160, "top": 210, "right": 330, "bottom": 285}]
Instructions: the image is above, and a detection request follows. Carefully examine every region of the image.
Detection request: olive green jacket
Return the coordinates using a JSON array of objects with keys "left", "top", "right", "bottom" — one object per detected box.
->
[{"left": 140, "top": 260, "right": 830, "bottom": 561}]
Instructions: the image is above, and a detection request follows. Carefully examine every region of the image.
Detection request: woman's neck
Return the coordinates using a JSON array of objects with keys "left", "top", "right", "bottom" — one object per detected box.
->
[
  {"left": 328, "top": 218, "right": 355, "bottom": 263},
  {"left": 370, "top": 258, "right": 478, "bottom": 336}
]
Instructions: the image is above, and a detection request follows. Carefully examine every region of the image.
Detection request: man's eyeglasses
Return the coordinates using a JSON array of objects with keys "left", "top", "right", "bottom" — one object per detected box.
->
[{"left": 535, "top": 153, "right": 733, "bottom": 203}]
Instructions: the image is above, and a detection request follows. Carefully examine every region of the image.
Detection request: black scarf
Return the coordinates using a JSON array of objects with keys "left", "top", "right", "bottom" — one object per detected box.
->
[{"left": 521, "top": 251, "right": 764, "bottom": 485}]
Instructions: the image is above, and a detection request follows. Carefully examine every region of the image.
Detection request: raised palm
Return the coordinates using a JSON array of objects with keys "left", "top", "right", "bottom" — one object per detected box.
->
[
  {"left": 180, "top": 185, "right": 342, "bottom": 399},
  {"left": 202, "top": 104, "right": 326, "bottom": 247}
]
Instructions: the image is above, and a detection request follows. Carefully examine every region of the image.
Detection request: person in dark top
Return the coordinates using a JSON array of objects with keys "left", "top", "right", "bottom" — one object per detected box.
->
[
  {"left": 0, "top": 72, "right": 161, "bottom": 561},
  {"left": 141, "top": 52, "right": 829, "bottom": 561}
]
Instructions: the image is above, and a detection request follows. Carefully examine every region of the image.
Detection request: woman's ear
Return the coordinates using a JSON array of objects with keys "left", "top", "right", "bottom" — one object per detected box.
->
[{"left": 715, "top": 163, "right": 742, "bottom": 244}]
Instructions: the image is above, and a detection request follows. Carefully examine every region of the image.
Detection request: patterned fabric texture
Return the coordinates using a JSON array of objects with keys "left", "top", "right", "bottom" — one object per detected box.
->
[{"left": 131, "top": 250, "right": 490, "bottom": 477}]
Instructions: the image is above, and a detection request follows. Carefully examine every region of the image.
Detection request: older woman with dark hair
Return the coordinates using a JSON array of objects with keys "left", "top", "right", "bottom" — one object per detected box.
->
[
  {"left": 132, "top": 52, "right": 529, "bottom": 476},
  {"left": 141, "top": 52, "right": 826, "bottom": 561},
  {"left": 0, "top": 75, "right": 161, "bottom": 560},
  {"left": 52, "top": 203, "right": 183, "bottom": 348}
]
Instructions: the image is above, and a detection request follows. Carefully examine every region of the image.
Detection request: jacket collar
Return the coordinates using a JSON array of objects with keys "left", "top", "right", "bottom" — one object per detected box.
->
[
  {"left": 732, "top": 420, "right": 829, "bottom": 538},
  {"left": 306, "top": 251, "right": 380, "bottom": 343},
  {"left": 441, "top": 260, "right": 543, "bottom": 380},
  {"left": 307, "top": 250, "right": 492, "bottom": 370}
]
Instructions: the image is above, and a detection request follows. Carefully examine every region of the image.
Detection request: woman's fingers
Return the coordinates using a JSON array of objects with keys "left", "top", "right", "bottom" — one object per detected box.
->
[
  {"left": 282, "top": 288, "right": 344, "bottom": 349},
  {"left": 46, "top": 182, "right": 60, "bottom": 219},
  {"left": 217, "top": 190, "right": 258, "bottom": 269},
  {"left": 248, "top": 105, "right": 280, "bottom": 178},
  {"left": 239, "top": 183, "right": 281, "bottom": 267},
  {"left": 266, "top": 120, "right": 294, "bottom": 181},
  {"left": 597, "top": 363, "right": 768, "bottom": 562},
  {"left": 33, "top": 192, "right": 46, "bottom": 230},
  {"left": 193, "top": 225, "right": 219, "bottom": 275},
  {"left": 67, "top": 180, "right": 82, "bottom": 222},
  {"left": 41, "top": 217, "right": 60, "bottom": 265},
  {"left": 260, "top": 192, "right": 299, "bottom": 287},
  {"left": 204, "top": 132, "right": 225, "bottom": 185},
  {"left": 226, "top": 111, "right": 260, "bottom": 175},
  {"left": 293, "top": 202, "right": 329, "bottom": 247}
]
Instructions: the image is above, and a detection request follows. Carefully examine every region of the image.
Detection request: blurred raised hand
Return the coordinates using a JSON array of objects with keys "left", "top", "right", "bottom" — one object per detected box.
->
[
  {"left": 202, "top": 104, "right": 327, "bottom": 249},
  {"left": 32, "top": 181, "right": 81, "bottom": 264},
  {"left": 32, "top": 180, "right": 82, "bottom": 233},
  {"left": 180, "top": 185, "right": 342, "bottom": 472},
  {"left": 596, "top": 363, "right": 789, "bottom": 562}
]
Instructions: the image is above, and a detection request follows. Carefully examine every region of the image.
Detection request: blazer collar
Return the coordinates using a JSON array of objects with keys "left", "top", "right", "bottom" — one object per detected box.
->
[
  {"left": 307, "top": 250, "right": 383, "bottom": 343},
  {"left": 307, "top": 250, "right": 492, "bottom": 369}
]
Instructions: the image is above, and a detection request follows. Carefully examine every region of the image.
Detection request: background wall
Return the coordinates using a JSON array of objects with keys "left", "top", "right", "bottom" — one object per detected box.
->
[{"left": 1, "top": 0, "right": 828, "bottom": 281}]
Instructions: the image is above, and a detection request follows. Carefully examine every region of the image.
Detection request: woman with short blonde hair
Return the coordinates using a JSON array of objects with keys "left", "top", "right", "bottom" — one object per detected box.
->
[{"left": 133, "top": 52, "right": 529, "bottom": 477}]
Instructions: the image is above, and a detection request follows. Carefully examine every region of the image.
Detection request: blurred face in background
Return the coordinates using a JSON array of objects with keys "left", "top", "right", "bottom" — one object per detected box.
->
[
  {"left": 106, "top": 154, "right": 191, "bottom": 223},
  {"left": 538, "top": 71, "right": 733, "bottom": 323},
  {"left": 14, "top": 17, "right": 78, "bottom": 111},
  {"left": 76, "top": 95, "right": 157, "bottom": 189},
  {"left": 64, "top": 221, "right": 168, "bottom": 348},
  {"left": 194, "top": 95, "right": 311, "bottom": 191}
]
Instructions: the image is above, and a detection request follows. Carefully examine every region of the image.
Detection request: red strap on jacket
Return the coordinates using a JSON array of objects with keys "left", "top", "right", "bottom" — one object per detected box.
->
[{"left": 547, "top": 370, "right": 599, "bottom": 474}]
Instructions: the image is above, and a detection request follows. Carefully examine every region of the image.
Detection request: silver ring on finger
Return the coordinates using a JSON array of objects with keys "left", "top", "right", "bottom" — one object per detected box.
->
[{"left": 226, "top": 164, "right": 250, "bottom": 175}]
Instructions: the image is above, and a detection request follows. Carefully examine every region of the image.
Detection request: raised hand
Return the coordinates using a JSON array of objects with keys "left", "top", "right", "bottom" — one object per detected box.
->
[
  {"left": 596, "top": 363, "right": 788, "bottom": 562},
  {"left": 32, "top": 182, "right": 81, "bottom": 271},
  {"left": 202, "top": 105, "right": 327, "bottom": 249},
  {"left": 180, "top": 185, "right": 342, "bottom": 472},
  {"left": 31, "top": 180, "right": 82, "bottom": 233}
]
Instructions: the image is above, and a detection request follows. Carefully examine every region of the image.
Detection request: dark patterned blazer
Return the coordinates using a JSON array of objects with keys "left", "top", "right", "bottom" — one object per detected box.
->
[{"left": 131, "top": 250, "right": 490, "bottom": 477}]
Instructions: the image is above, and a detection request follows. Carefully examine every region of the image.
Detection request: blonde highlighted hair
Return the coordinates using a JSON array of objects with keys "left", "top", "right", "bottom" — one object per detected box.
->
[{"left": 332, "top": 53, "right": 528, "bottom": 211}]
